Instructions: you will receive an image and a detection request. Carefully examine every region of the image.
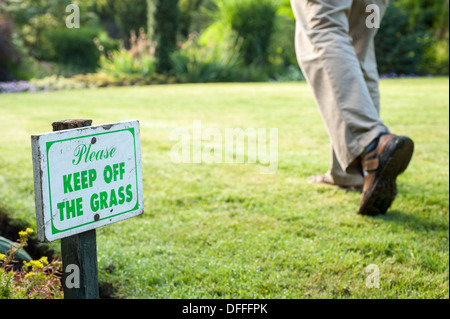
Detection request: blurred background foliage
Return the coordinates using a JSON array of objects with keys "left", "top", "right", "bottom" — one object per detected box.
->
[
  {"left": 0, "top": 0, "right": 448, "bottom": 86},
  {"left": 375, "top": 0, "right": 449, "bottom": 76}
]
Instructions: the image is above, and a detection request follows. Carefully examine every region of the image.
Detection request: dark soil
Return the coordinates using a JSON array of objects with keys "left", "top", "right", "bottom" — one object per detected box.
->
[{"left": 0, "top": 210, "right": 54, "bottom": 261}]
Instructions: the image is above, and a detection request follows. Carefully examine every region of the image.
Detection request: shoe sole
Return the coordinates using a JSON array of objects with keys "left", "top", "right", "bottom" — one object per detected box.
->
[{"left": 358, "top": 136, "right": 414, "bottom": 216}]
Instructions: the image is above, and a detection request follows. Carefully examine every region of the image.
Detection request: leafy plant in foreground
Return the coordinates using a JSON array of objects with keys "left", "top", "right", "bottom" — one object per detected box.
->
[{"left": 0, "top": 228, "right": 63, "bottom": 299}]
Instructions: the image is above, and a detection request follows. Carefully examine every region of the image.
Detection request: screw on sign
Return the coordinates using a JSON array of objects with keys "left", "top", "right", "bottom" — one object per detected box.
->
[{"left": 31, "top": 119, "right": 144, "bottom": 299}]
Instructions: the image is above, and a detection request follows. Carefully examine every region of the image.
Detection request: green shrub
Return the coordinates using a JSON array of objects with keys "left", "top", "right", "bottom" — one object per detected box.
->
[
  {"left": 30, "top": 75, "right": 91, "bottom": 91},
  {"left": 72, "top": 72, "right": 177, "bottom": 87},
  {"left": 375, "top": 3, "right": 432, "bottom": 75},
  {"left": 4, "top": 0, "right": 102, "bottom": 61},
  {"left": 95, "top": 31, "right": 121, "bottom": 58},
  {"left": 215, "top": 0, "right": 279, "bottom": 66},
  {"left": 269, "top": 7, "right": 298, "bottom": 69},
  {"left": 30, "top": 61, "right": 100, "bottom": 79},
  {"left": 171, "top": 29, "right": 291, "bottom": 83},
  {"left": 99, "top": 29, "right": 156, "bottom": 78},
  {"left": 171, "top": 33, "right": 241, "bottom": 83},
  {"left": 44, "top": 28, "right": 103, "bottom": 72},
  {"left": 100, "top": 51, "right": 155, "bottom": 78},
  {"left": 419, "top": 36, "right": 449, "bottom": 75},
  {"left": 73, "top": 72, "right": 123, "bottom": 87},
  {"left": 273, "top": 65, "right": 305, "bottom": 82}
]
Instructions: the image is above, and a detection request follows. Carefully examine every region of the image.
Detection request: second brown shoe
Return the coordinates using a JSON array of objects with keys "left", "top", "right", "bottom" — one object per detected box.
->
[{"left": 357, "top": 134, "right": 414, "bottom": 216}]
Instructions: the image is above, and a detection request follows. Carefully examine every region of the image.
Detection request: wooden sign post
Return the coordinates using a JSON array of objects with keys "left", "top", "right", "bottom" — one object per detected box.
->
[
  {"left": 53, "top": 120, "right": 98, "bottom": 299},
  {"left": 31, "top": 120, "right": 144, "bottom": 299}
]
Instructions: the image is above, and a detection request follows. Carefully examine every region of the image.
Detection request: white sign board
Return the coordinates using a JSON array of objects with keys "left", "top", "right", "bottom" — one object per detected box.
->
[{"left": 31, "top": 120, "right": 144, "bottom": 242}]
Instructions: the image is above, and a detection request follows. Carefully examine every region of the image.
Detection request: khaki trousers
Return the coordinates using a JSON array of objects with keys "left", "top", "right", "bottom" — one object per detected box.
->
[{"left": 291, "top": 0, "right": 390, "bottom": 186}]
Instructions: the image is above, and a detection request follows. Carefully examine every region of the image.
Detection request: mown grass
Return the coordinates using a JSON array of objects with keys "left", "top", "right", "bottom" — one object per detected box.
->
[{"left": 0, "top": 78, "right": 448, "bottom": 298}]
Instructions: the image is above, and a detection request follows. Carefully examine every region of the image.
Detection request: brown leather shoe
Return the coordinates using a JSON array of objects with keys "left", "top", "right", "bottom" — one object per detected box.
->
[{"left": 358, "top": 134, "right": 414, "bottom": 215}]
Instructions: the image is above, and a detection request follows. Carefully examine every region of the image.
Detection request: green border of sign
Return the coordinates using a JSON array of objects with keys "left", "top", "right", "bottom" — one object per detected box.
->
[{"left": 45, "top": 127, "right": 139, "bottom": 235}]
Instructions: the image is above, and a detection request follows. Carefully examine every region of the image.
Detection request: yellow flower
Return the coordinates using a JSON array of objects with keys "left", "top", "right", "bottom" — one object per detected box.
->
[
  {"left": 0, "top": 253, "right": 5, "bottom": 260},
  {"left": 30, "top": 260, "right": 44, "bottom": 269},
  {"left": 19, "top": 228, "right": 34, "bottom": 237},
  {"left": 39, "top": 256, "right": 49, "bottom": 266},
  {"left": 25, "top": 271, "right": 35, "bottom": 278}
]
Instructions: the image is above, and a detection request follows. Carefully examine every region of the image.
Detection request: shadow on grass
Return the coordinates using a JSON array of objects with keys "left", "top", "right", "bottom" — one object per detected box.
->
[{"left": 373, "top": 209, "right": 449, "bottom": 234}]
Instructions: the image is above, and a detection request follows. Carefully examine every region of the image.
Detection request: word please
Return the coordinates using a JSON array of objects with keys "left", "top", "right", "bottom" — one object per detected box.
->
[{"left": 72, "top": 143, "right": 116, "bottom": 166}]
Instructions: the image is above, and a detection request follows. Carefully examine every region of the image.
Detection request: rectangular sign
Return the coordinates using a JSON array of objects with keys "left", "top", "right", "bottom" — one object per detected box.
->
[{"left": 31, "top": 120, "right": 144, "bottom": 242}]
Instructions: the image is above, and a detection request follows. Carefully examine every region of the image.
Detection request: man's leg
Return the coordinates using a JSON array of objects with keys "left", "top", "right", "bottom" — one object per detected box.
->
[
  {"left": 291, "top": 0, "right": 390, "bottom": 175},
  {"left": 349, "top": 0, "right": 388, "bottom": 115},
  {"left": 325, "top": 0, "right": 389, "bottom": 188},
  {"left": 292, "top": 0, "right": 414, "bottom": 215}
]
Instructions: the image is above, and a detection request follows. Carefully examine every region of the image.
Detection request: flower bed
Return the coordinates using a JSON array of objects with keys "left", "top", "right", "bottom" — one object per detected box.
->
[{"left": 0, "top": 81, "right": 36, "bottom": 93}]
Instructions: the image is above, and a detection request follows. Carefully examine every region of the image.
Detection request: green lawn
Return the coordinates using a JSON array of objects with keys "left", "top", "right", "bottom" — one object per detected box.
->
[{"left": 0, "top": 78, "right": 448, "bottom": 299}]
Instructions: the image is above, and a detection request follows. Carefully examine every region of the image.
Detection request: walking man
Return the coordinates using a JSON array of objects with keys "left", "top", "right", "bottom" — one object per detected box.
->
[{"left": 290, "top": 0, "right": 414, "bottom": 215}]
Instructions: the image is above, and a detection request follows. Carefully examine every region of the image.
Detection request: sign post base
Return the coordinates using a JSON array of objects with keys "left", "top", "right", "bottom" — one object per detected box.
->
[{"left": 61, "top": 229, "right": 99, "bottom": 299}]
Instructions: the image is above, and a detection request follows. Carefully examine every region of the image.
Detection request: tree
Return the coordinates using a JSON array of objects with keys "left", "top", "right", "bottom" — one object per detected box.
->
[
  {"left": 398, "top": 0, "right": 449, "bottom": 39},
  {"left": 0, "top": 13, "right": 21, "bottom": 81},
  {"left": 95, "top": 0, "right": 147, "bottom": 41},
  {"left": 112, "top": 0, "right": 148, "bottom": 39},
  {"left": 148, "top": 0, "right": 180, "bottom": 73},
  {"left": 179, "top": 0, "right": 204, "bottom": 38}
]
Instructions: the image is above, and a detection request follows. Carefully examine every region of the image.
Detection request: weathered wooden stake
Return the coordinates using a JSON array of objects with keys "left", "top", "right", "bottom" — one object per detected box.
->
[{"left": 52, "top": 119, "right": 99, "bottom": 299}]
